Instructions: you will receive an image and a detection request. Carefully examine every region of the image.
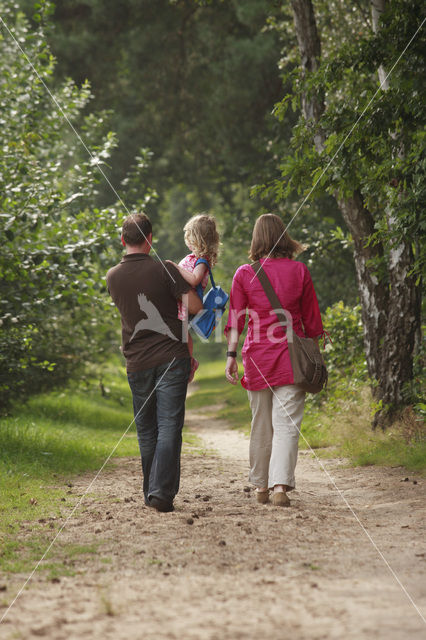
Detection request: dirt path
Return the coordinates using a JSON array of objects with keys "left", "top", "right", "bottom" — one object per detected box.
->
[{"left": 1, "top": 403, "right": 425, "bottom": 639}]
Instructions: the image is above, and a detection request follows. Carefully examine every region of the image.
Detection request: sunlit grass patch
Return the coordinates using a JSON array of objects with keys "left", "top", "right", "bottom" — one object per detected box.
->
[
  {"left": 0, "top": 360, "right": 138, "bottom": 552},
  {"left": 182, "top": 430, "right": 210, "bottom": 456},
  {"left": 0, "top": 355, "right": 205, "bottom": 572},
  {"left": 190, "top": 360, "right": 426, "bottom": 473},
  {"left": 1, "top": 387, "right": 138, "bottom": 479},
  {"left": 340, "top": 419, "right": 426, "bottom": 472},
  {"left": 0, "top": 534, "right": 99, "bottom": 577},
  {"left": 188, "top": 360, "right": 252, "bottom": 432},
  {"left": 300, "top": 380, "right": 425, "bottom": 473}
]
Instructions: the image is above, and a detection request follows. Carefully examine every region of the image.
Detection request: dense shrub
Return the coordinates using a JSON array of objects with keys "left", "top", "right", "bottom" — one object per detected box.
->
[
  {"left": 0, "top": 2, "right": 145, "bottom": 411},
  {"left": 323, "top": 302, "right": 367, "bottom": 378}
]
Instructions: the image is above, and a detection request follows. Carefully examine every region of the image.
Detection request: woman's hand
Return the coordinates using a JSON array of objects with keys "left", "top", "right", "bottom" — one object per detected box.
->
[{"left": 225, "top": 357, "right": 239, "bottom": 385}]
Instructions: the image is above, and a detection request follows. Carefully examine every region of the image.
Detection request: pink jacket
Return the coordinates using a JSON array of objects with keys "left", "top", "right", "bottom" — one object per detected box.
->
[{"left": 224, "top": 257, "right": 324, "bottom": 390}]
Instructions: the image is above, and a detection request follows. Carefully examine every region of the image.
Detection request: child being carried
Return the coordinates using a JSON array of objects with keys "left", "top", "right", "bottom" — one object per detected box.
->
[{"left": 168, "top": 214, "right": 220, "bottom": 382}]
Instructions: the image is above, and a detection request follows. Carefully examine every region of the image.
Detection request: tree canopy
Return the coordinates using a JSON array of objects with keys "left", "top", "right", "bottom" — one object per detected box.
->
[{"left": 0, "top": 0, "right": 423, "bottom": 422}]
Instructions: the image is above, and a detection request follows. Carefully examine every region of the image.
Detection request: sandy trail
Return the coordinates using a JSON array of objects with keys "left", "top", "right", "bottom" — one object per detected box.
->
[{"left": 0, "top": 402, "right": 425, "bottom": 639}]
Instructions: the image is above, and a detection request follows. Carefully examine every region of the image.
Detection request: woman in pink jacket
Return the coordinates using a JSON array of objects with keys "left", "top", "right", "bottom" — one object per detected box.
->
[{"left": 225, "top": 214, "right": 324, "bottom": 507}]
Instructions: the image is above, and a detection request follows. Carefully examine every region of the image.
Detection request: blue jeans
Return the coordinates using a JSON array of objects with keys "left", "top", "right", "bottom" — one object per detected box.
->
[{"left": 127, "top": 357, "right": 191, "bottom": 505}]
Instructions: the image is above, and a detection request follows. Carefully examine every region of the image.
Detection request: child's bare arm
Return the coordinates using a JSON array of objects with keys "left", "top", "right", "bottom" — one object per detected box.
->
[{"left": 166, "top": 261, "right": 208, "bottom": 287}]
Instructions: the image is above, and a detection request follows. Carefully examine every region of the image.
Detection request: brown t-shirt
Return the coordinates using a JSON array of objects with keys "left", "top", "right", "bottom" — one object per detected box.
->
[{"left": 106, "top": 254, "right": 191, "bottom": 372}]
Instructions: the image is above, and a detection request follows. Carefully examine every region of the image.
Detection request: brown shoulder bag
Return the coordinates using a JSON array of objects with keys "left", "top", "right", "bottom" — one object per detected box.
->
[{"left": 252, "top": 261, "right": 327, "bottom": 394}]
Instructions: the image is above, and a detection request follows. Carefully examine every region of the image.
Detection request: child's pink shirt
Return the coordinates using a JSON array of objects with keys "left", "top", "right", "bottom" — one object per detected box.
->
[{"left": 177, "top": 254, "right": 210, "bottom": 321}]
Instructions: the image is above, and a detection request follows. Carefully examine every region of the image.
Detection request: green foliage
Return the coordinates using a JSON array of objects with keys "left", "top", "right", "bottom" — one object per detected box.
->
[
  {"left": 190, "top": 358, "right": 425, "bottom": 473},
  {"left": 345, "top": 430, "right": 425, "bottom": 471},
  {"left": 44, "top": 0, "right": 301, "bottom": 303},
  {"left": 267, "top": 0, "right": 426, "bottom": 278},
  {"left": 322, "top": 302, "right": 366, "bottom": 376},
  {"left": 48, "top": 0, "right": 284, "bottom": 205},
  {"left": 0, "top": 2, "right": 150, "bottom": 410},
  {"left": 303, "top": 381, "right": 426, "bottom": 473},
  {"left": 14, "top": 0, "right": 359, "bottom": 317},
  {"left": 211, "top": 186, "right": 357, "bottom": 310},
  {"left": 406, "top": 316, "right": 426, "bottom": 412},
  {"left": 292, "top": 207, "right": 357, "bottom": 310}
]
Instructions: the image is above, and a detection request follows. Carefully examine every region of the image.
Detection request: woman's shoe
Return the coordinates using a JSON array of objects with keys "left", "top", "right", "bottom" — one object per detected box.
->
[
  {"left": 272, "top": 492, "right": 290, "bottom": 507},
  {"left": 256, "top": 490, "right": 270, "bottom": 504}
]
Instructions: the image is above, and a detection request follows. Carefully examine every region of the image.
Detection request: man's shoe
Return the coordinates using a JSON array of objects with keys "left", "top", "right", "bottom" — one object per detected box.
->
[{"left": 149, "top": 496, "right": 174, "bottom": 513}]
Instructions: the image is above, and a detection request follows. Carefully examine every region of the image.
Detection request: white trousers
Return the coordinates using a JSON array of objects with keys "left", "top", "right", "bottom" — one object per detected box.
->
[{"left": 247, "top": 385, "right": 305, "bottom": 491}]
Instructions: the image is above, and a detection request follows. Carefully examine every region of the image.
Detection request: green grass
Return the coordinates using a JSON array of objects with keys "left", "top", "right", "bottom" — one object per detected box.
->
[
  {"left": 302, "top": 383, "right": 426, "bottom": 472},
  {"left": 0, "top": 359, "right": 139, "bottom": 573},
  {"left": 1, "top": 356, "right": 424, "bottom": 578},
  {"left": 0, "top": 357, "right": 214, "bottom": 577},
  {"left": 1, "top": 359, "right": 138, "bottom": 478},
  {"left": 0, "top": 537, "right": 99, "bottom": 577},
  {"left": 187, "top": 360, "right": 252, "bottom": 430},
  {"left": 189, "top": 360, "right": 426, "bottom": 474}
]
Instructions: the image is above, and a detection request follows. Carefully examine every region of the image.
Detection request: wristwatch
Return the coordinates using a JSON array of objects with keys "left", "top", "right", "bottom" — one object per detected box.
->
[{"left": 226, "top": 351, "right": 237, "bottom": 358}]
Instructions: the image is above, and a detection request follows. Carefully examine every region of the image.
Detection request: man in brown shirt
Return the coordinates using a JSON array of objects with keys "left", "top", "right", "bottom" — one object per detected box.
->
[{"left": 106, "top": 214, "right": 203, "bottom": 512}]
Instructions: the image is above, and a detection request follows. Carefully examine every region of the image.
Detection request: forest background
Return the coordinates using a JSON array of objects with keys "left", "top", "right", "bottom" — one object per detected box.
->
[{"left": 0, "top": 0, "right": 424, "bottom": 437}]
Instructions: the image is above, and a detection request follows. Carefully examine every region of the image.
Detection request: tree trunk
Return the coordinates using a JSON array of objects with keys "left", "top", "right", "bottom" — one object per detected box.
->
[
  {"left": 370, "top": 0, "right": 421, "bottom": 425},
  {"left": 290, "top": 0, "right": 421, "bottom": 426},
  {"left": 290, "top": 0, "right": 325, "bottom": 152},
  {"left": 291, "top": 0, "right": 388, "bottom": 385},
  {"left": 370, "top": 0, "right": 389, "bottom": 89},
  {"left": 335, "top": 191, "right": 388, "bottom": 383},
  {"left": 378, "top": 221, "right": 421, "bottom": 424}
]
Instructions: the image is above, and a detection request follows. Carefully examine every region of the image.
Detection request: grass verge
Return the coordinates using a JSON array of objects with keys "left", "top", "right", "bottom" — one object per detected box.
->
[
  {"left": 188, "top": 360, "right": 426, "bottom": 474},
  {"left": 0, "top": 357, "right": 196, "bottom": 577}
]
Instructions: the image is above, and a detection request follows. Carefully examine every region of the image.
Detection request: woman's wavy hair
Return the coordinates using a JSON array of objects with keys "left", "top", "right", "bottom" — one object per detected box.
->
[
  {"left": 184, "top": 214, "right": 220, "bottom": 266},
  {"left": 249, "top": 213, "right": 304, "bottom": 262}
]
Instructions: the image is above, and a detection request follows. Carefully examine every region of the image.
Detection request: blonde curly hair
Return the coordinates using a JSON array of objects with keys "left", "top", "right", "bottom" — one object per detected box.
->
[{"left": 184, "top": 214, "right": 220, "bottom": 267}]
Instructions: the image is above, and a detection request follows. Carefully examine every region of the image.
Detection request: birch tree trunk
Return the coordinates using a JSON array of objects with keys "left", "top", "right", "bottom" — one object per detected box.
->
[
  {"left": 369, "top": 0, "right": 421, "bottom": 423},
  {"left": 371, "top": 0, "right": 389, "bottom": 89},
  {"left": 290, "top": 0, "right": 420, "bottom": 426},
  {"left": 291, "top": 0, "right": 387, "bottom": 388},
  {"left": 335, "top": 191, "right": 388, "bottom": 388}
]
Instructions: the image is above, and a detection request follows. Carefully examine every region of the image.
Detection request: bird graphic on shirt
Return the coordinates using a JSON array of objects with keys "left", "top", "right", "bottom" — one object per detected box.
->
[{"left": 129, "top": 293, "right": 178, "bottom": 342}]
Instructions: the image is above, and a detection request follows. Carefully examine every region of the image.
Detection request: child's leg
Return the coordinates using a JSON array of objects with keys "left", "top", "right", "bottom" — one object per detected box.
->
[{"left": 188, "top": 334, "right": 199, "bottom": 383}]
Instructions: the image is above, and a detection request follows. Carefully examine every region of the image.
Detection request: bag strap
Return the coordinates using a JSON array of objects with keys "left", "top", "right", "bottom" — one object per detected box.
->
[
  {"left": 195, "top": 257, "right": 216, "bottom": 289},
  {"left": 251, "top": 261, "right": 289, "bottom": 332}
]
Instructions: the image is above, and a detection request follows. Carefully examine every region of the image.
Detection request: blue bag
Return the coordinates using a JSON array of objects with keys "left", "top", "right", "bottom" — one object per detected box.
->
[{"left": 190, "top": 258, "right": 229, "bottom": 340}]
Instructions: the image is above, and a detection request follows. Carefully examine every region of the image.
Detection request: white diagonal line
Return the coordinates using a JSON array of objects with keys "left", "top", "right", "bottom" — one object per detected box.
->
[
  {"left": 249, "top": 356, "right": 426, "bottom": 624},
  {"left": 250, "top": 16, "right": 426, "bottom": 283},
  {"left": 0, "top": 357, "right": 177, "bottom": 624},
  {"left": 0, "top": 16, "right": 176, "bottom": 284}
]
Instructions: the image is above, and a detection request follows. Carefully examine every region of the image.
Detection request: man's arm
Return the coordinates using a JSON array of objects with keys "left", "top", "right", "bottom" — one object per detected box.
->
[{"left": 186, "top": 289, "right": 203, "bottom": 315}]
